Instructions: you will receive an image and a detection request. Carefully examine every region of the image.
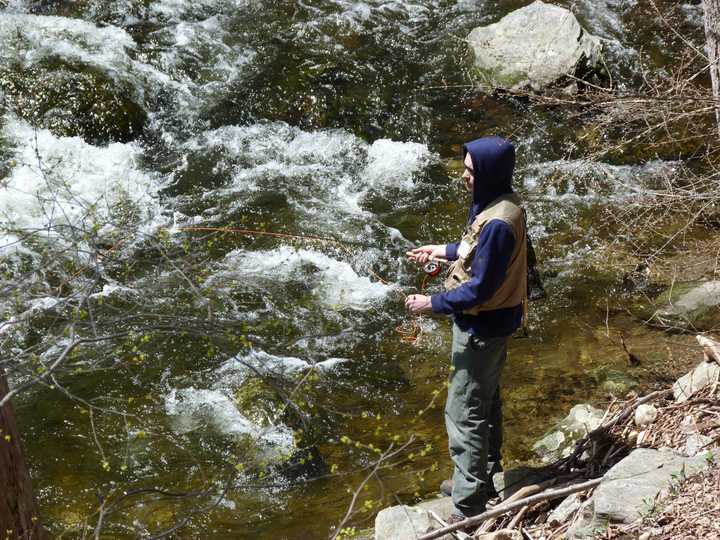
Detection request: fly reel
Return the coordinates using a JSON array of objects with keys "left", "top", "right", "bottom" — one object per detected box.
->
[{"left": 423, "top": 260, "right": 442, "bottom": 277}]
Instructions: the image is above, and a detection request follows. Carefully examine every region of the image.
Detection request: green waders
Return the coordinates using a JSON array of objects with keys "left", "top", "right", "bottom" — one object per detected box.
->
[{"left": 445, "top": 322, "right": 507, "bottom": 517}]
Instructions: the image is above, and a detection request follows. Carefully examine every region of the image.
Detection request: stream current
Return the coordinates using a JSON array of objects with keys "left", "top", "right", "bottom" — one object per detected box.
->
[{"left": 0, "top": 0, "right": 708, "bottom": 538}]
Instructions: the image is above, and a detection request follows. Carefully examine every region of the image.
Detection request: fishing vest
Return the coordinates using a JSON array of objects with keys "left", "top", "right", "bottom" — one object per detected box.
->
[{"left": 443, "top": 193, "right": 527, "bottom": 316}]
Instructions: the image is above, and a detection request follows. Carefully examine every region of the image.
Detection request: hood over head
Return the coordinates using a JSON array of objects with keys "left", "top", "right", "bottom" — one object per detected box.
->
[{"left": 463, "top": 136, "right": 515, "bottom": 221}]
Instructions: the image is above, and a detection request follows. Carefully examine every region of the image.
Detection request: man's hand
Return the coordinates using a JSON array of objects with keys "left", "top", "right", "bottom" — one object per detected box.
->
[
  {"left": 405, "top": 294, "right": 432, "bottom": 314},
  {"left": 406, "top": 244, "right": 446, "bottom": 265}
]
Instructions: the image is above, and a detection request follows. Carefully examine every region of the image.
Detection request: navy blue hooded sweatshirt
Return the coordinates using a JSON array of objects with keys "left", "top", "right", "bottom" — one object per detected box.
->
[{"left": 430, "top": 136, "right": 523, "bottom": 338}]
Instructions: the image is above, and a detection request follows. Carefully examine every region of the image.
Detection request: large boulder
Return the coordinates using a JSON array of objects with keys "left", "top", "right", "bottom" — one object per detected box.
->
[{"left": 467, "top": 1, "right": 605, "bottom": 92}]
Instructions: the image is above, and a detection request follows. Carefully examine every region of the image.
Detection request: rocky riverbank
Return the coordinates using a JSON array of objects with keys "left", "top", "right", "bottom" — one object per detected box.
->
[{"left": 372, "top": 335, "right": 720, "bottom": 540}]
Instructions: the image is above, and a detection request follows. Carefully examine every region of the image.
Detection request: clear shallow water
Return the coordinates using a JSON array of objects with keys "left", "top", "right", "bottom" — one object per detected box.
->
[{"left": 0, "top": 0, "right": 706, "bottom": 538}]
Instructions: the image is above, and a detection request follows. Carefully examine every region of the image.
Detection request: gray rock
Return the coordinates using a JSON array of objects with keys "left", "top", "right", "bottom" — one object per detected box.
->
[
  {"left": 374, "top": 505, "right": 450, "bottom": 540},
  {"left": 567, "top": 500, "right": 607, "bottom": 540},
  {"left": 597, "top": 448, "right": 715, "bottom": 521},
  {"left": 493, "top": 465, "right": 555, "bottom": 501},
  {"left": 547, "top": 493, "right": 583, "bottom": 526},
  {"left": 467, "top": 1, "right": 604, "bottom": 92},
  {"left": 568, "top": 447, "right": 720, "bottom": 538},
  {"left": 415, "top": 496, "right": 454, "bottom": 523},
  {"left": 673, "top": 361, "right": 720, "bottom": 403},
  {"left": 654, "top": 281, "right": 720, "bottom": 331},
  {"left": 684, "top": 433, "right": 714, "bottom": 456},
  {"left": 533, "top": 430, "right": 567, "bottom": 461},
  {"left": 532, "top": 404, "right": 605, "bottom": 462}
]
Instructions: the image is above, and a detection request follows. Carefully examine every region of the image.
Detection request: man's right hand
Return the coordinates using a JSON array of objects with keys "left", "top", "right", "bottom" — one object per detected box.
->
[{"left": 406, "top": 245, "right": 447, "bottom": 265}]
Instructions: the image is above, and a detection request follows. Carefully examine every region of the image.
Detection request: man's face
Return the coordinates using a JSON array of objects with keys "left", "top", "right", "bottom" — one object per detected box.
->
[{"left": 462, "top": 153, "right": 474, "bottom": 193}]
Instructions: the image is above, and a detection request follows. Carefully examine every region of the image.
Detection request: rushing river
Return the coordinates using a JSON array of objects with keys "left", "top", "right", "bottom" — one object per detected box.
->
[{"left": 0, "top": 0, "right": 707, "bottom": 538}]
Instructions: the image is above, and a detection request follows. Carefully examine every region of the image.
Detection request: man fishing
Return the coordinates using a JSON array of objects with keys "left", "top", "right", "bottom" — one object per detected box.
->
[{"left": 404, "top": 136, "right": 527, "bottom": 525}]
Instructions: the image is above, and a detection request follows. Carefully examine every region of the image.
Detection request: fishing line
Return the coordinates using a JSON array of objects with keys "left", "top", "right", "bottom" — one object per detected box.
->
[
  {"left": 173, "top": 225, "right": 390, "bottom": 284},
  {"left": 173, "top": 225, "right": 443, "bottom": 344}
]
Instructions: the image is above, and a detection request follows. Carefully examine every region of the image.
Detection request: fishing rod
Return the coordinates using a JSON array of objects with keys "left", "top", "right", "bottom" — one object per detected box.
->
[{"left": 173, "top": 226, "right": 377, "bottom": 250}]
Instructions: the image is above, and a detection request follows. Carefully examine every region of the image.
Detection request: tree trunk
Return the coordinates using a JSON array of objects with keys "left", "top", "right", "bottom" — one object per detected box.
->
[
  {"left": 704, "top": 0, "right": 720, "bottom": 135},
  {"left": 0, "top": 371, "right": 48, "bottom": 540}
]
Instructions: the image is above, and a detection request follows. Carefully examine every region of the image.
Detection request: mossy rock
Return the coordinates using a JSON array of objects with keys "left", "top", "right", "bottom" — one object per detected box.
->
[
  {"left": 0, "top": 57, "right": 146, "bottom": 144},
  {"left": 645, "top": 281, "right": 720, "bottom": 331},
  {"left": 590, "top": 367, "right": 637, "bottom": 396},
  {"left": 631, "top": 281, "right": 720, "bottom": 332}
]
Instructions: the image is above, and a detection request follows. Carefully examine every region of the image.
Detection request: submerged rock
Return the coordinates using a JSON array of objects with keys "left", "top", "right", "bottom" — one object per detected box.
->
[
  {"left": 467, "top": 1, "right": 605, "bottom": 92},
  {"left": 591, "top": 367, "right": 637, "bottom": 397},
  {"left": 0, "top": 14, "right": 154, "bottom": 144},
  {"left": 0, "top": 60, "right": 146, "bottom": 144}
]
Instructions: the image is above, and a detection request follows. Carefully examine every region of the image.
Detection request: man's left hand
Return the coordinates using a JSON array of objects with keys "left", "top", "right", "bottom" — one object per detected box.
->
[{"left": 405, "top": 294, "right": 432, "bottom": 314}]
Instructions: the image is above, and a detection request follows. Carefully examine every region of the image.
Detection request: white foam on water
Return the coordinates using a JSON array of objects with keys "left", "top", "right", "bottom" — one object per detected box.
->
[
  {"left": 363, "top": 139, "right": 433, "bottom": 190},
  {"left": 164, "top": 387, "right": 295, "bottom": 449},
  {"left": 218, "top": 350, "right": 347, "bottom": 381},
  {"left": 182, "top": 124, "right": 363, "bottom": 216},
  {"left": 300, "top": 0, "right": 435, "bottom": 32},
  {"left": 523, "top": 159, "right": 676, "bottom": 203},
  {"left": 562, "top": 0, "right": 639, "bottom": 78},
  {"left": 162, "top": 347, "right": 345, "bottom": 453},
  {"left": 0, "top": 15, "right": 149, "bottom": 97},
  {"left": 183, "top": 123, "right": 361, "bottom": 167},
  {"left": 1, "top": 296, "right": 64, "bottom": 337},
  {"left": 149, "top": 0, "right": 248, "bottom": 21},
  {"left": 210, "top": 247, "right": 391, "bottom": 310},
  {"left": 0, "top": 14, "right": 134, "bottom": 64},
  {"left": 1, "top": 116, "right": 167, "bottom": 250},
  {"left": 88, "top": 283, "right": 139, "bottom": 301},
  {"left": 149, "top": 16, "right": 256, "bottom": 93},
  {"left": 0, "top": 13, "right": 198, "bottom": 123},
  {"left": 0, "top": 0, "right": 29, "bottom": 13},
  {"left": 176, "top": 123, "right": 434, "bottom": 242}
]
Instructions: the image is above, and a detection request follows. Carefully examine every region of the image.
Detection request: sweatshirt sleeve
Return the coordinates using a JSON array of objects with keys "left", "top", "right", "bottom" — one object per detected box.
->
[
  {"left": 431, "top": 220, "right": 516, "bottom": 314},
  {"left": 445, "top": 242, "right": 459, "bottom": 261}
]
